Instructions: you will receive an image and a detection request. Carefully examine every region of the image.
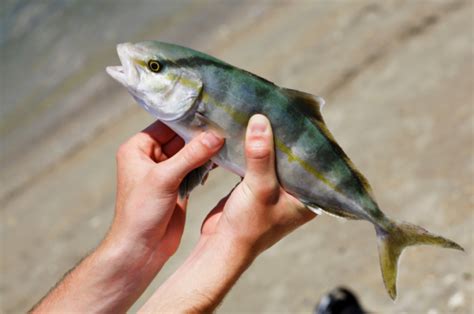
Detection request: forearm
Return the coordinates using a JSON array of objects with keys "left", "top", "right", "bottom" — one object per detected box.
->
[
  {"left": 31, "top": 233, "right": 168, "bottom": 313},
  {"left": 139, "top": 235, "right": 257, "bottom": 313}
]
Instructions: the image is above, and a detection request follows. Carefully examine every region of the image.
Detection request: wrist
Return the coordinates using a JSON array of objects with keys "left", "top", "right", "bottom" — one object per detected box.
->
[
  {"left": 139, "top": 232, "right": 258, "bottom": 313},
  {"left": 207, "top": 225, "right": 272, "bottom": 259},
  {"left": 193, "top": 234, "right": 258, "bottom": 311},
  {"left": 83, "top": 235, "right": 168, "bottom": 310},
  {"left": 202, "top": 231, "right": 260, "bottom": 262},
  {"left": 100, "top": 226, "right": 169, "bottom": 274},
  {"left": 32, "top": 232, "right": 167, "bottom": 313}
]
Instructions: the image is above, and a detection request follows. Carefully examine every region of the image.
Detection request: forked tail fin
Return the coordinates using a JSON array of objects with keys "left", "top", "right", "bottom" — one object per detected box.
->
[{"left": 375, "top": 221, "right": 464, "bottom": 300}]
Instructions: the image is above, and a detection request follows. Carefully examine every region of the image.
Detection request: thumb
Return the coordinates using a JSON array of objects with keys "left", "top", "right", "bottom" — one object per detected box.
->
[
  {"left": 161, "top": 131, "right": 224, "bottom": 187},
  {"left": 243, "top": 114, "right": 278, "bottom": 191}
]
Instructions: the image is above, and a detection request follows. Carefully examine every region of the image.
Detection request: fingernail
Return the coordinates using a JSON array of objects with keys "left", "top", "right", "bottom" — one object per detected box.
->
[
  {"left": 201, "top": 131, "right": 222, "bottom": 149},
  {"left": 249, "top": 114, "right": 268, "bottom": 134}
]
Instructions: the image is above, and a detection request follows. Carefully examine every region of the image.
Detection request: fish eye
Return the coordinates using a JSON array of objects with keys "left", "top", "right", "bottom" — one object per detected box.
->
[{"left": 147, "top": 60, "right": 161, "bottom": 73}]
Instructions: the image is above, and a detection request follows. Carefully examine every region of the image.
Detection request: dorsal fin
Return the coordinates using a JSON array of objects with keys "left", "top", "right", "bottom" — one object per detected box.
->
[
  {"left": 282, "top": 87, "right": 374, "bottom": 197},
  {"left": 281, "top": 88, "right": 326, "bottom": 122}
]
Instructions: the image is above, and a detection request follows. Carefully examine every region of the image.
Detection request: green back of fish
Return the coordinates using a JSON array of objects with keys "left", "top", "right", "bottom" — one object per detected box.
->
[{"left": 167, "top": 51, "right": 377, "bottom": 214}]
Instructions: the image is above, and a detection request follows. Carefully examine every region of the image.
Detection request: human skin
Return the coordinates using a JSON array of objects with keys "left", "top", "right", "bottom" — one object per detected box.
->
[
  {"left": 138, "top": 114, "right": 316, "bottom": 313},
  {"left": 31, "top": 114, "right": 316, "bottom": 313},
  {"left": 31, "top": 121, "right": 224, "bottom": 313}
]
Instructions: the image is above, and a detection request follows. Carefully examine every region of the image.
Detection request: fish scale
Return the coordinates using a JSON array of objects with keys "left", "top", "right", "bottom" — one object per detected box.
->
[{"left": 106, "top": 41, "right": 464, "bottom": 300}]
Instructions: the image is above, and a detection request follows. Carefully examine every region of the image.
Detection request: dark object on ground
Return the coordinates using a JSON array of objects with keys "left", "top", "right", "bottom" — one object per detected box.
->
[{"left": 314, "top": 287, "right": 365, "bottom": 314}]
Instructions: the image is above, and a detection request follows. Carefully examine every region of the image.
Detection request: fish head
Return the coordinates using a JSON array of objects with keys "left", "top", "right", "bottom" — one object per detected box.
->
[{"left": 106, "top": 41, "right": 202, "bottom": 121}]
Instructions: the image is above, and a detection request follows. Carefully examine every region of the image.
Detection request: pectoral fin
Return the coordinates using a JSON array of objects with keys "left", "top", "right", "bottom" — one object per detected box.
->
[
  {"left": 195, "top": 112, "right": 229, "bottom": 138},
  {"left": 179, "top": 161, "right": 214, "bottom": 199}
]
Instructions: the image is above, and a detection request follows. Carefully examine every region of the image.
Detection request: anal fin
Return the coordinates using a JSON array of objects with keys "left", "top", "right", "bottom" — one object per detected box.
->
[
  {"left": 306, "top": 204, "right": 323, "bottom": 215},
  {"left": 301, "top": 200, "right": 322, "bottom": 215}
]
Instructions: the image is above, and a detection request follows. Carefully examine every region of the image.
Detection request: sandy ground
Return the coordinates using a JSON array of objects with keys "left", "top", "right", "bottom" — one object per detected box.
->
[{"left": 1, "top": 1, "right": 473, "bottom": 313}]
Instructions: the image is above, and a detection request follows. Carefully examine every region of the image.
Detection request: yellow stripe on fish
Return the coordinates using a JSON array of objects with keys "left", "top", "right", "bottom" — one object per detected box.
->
[{"left": 202, "top": 91, "right": 338, "bottom": 191}]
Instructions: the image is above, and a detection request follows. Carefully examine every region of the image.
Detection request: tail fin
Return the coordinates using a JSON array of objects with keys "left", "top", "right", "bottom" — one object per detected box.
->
[{"left": 375, "top": 221, "right": 463, "bottom": 300}]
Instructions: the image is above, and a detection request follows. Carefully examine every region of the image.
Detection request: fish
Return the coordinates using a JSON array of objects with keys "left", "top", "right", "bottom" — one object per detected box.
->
[{"left": 106, "top": 41, "right": 464, "bottom": 300}]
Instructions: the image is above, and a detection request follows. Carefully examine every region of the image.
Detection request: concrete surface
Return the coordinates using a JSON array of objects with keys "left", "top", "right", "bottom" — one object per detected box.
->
[{"left": 1, "top": 1, "right": 473, "bottom": 313}]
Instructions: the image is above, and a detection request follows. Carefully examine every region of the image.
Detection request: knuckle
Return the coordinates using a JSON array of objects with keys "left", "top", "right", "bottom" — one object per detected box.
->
[
  {"left": 246, "top": 142, "right": 271, "bottom": 160},
  {"left": 257, "top": 182, "right": 279, "bottom": 203},
  {"left": 241, "top": 180, "right": 258, "bottom": 201},
  {"left": 116, "top": 142, "right": 131, "bottom": 161},
  {"left": 183, "top": 141, "right": 204, "bottom": 164},
  {"left": 180, "top": 149, "right": 196, "bottom": 169},
  {"left": 244, "top": 177, "right": 279, "bottom": 203}
]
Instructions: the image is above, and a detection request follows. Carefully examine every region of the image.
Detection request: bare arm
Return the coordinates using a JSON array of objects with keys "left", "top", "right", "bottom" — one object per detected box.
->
[
  {"left": 31, "top": 121, "right": 223, "bottom": 313},
  {"left": 140, "top": 234, "right": 255, "bottom": 313}
]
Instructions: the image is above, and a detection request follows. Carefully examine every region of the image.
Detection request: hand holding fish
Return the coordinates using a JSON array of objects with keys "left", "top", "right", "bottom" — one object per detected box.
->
[
  {"left": 109, "top": 119, "right": 223, "bottom": 257},
  {"left": 32, "top": 114, "right": 313, "bottom": 313},
  {"left": 31, "top": 120, "right": 224, "bottom": 313},
  {"left": 200, "top": 114, "right": 316, "bottom": 254},
  {"left": 138, "top": 114, "right": 316, "bottom": 313}
]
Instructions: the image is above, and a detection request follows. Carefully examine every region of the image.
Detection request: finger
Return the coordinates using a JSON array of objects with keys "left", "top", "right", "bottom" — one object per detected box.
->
[
  {"left": 163, "top": 135, "right": 185, "bottom": 157},
  {"left": 160, "top": 131, "right": 224, "bottom": 187},
  {"left": 142, "top": 120, "right": 176, "bottom": 144},
  {"left": 119, "top": 120, "right": 175, "bottom": 161},
  {"left": 243, "top": 114, "right": 277, "bottom": 191},
  {"left": 117, "top": 132, "right": 158, "bottom": 163}
]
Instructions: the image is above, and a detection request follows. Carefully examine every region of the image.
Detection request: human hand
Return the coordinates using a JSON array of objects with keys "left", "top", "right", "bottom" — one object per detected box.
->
[
  {"left": 138, "top": 115, "right": 316, "bottom": 313},
  {"left": 108, "top": 120, "right": 224, "bottom": 258},
  {"left": 201, "top": 114, "right": 316, "bottom": 256},
  {"left": 30, "top": 121, "right": 223, "bottom": 313}
]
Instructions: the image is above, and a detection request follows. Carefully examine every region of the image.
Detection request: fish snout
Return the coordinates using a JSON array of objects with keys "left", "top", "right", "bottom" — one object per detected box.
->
[{"left": 106, "top": 43, "right": 141, "bottom": 87}]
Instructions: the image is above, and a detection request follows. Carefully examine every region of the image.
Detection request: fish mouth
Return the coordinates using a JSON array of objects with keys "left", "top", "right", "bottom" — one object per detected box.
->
[
  {"left": 106, "top": 42, "right": 141, "bottom": 86},
  {"left": 106, "top": 65, "right": 126, "bottom": 85}
]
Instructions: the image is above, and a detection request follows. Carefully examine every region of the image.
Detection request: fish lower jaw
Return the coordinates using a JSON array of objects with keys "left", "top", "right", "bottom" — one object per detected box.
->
[{"left": 106, "top": 66, "right": 128, "bottom": 86}]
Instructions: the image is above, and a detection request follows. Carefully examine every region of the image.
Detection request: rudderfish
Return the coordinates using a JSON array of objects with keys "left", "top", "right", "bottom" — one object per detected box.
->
[{"left": 106, "top": 41, "right": 463, "bottom": 299}]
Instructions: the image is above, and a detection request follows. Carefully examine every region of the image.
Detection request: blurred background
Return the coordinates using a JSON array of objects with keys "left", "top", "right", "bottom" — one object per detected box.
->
[{"left": 1, "top": 0, "right": 472, "bottom": 313}]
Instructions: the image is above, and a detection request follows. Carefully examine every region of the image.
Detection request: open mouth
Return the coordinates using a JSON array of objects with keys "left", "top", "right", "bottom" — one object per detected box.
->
[
  {"left": 108, "top": 66, "right": 124, "bottom": 74},
  {"left": 106, "top": 65, "right": 125, "bottom": 83},
  {"left": 106, "top": 43, "right": 139, "bottom": 86}
]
